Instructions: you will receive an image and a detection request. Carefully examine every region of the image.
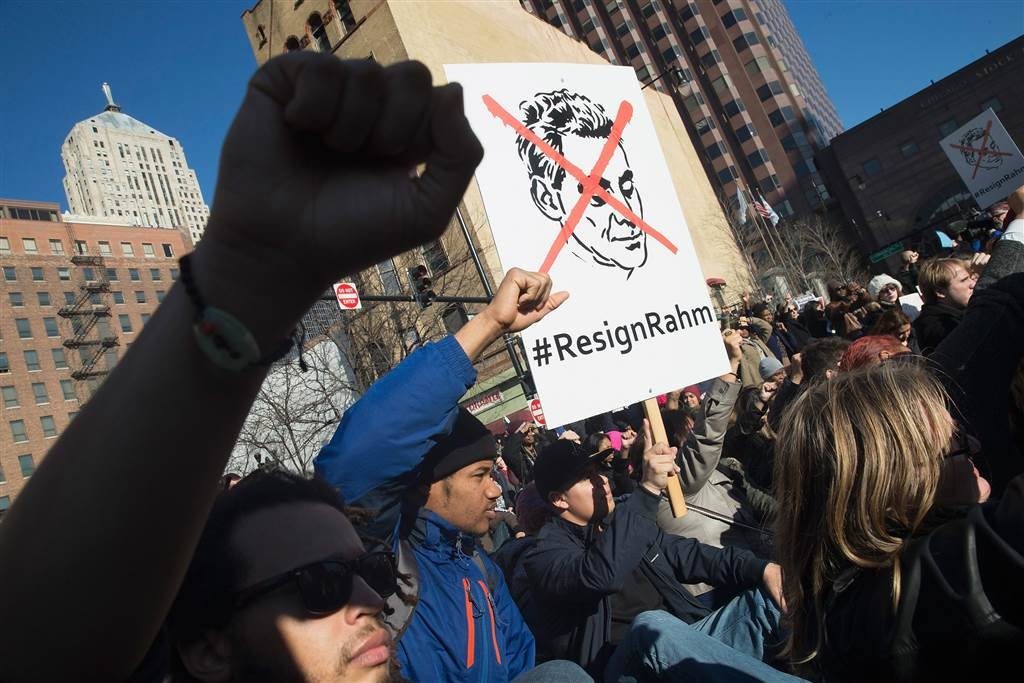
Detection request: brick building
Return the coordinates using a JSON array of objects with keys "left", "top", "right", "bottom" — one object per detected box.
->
[
  {"left": 814, "top": 36, "right": 1024, "bottom": 271},
  {"left": 0, "top": 199, "right": 192, "bottom": 509}
]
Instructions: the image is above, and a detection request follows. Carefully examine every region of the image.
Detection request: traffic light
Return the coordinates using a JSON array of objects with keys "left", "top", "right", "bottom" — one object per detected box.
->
[{"left": 407, "top": 264, "right": 436, "bottom": 308}]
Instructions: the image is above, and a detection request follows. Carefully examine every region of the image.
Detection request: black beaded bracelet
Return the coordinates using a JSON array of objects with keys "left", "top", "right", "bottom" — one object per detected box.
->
[{"left": 179, "top": 253, "right": 295, "bottom": 372}]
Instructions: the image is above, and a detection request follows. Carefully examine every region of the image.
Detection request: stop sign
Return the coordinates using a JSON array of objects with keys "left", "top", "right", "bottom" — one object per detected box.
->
[
  {"left": 529, "top": 397, "right": 546, "bottom": 428},
  {"left": 334, "top": 282, "right": 362, "bottom": 310}
]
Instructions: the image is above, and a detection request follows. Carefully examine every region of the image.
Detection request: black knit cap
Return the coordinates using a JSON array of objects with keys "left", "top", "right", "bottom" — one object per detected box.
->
[{"left": 422, "top": 407, "right": 498, "bottom": 481}]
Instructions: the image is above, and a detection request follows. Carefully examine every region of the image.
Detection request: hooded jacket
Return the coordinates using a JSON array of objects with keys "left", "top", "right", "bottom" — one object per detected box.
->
[
  {"left": 912, "top": 301, "right": 963, "bottom": 355},
  {"left": 315, "top": 336, "right": 535, "bottom": 682}
]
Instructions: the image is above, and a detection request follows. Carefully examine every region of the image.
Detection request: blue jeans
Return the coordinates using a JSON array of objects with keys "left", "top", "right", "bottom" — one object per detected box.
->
[
  {"left": 604, "top": 589, "right": 804, "bottom": 682},
  {"left": 513, "top": 659, "right": 593, "bottom": 682}
]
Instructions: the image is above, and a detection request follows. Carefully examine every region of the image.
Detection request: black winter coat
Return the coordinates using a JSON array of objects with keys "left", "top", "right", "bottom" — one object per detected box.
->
[
  {"left": 912, "top": 301, "right": 963, "bottom": 355},
  {"left": 519, "top": 487, "right": 767, "bottom": 674}
]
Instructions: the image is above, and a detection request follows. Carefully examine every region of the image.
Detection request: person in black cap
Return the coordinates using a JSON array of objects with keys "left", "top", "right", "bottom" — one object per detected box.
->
[
  {"left": 519, "top": 422, "right": 790, "bottom": 679},
  {"left": 315, "top": 268, "right": 591, "bottom": 682}
]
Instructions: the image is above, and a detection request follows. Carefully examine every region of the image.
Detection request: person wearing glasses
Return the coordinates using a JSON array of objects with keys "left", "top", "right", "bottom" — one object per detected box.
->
[
  {"left": 315, "top": 270, "right": 575, "bottom": 682},
  {"left": 167, "top": 470, "right": 400, "bottom": 682}
]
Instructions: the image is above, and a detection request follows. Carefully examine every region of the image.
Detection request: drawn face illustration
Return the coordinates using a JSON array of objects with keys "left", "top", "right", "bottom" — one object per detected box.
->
[
  {"left": 517, "top": 89, "right": 649, "bottom": 278},
  {"left": 555, "top": 134, "right": 647, "bottom": 273}
]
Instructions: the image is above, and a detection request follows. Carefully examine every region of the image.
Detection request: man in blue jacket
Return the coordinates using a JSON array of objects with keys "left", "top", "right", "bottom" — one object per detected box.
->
[{"left": 316, "top": 268, "right": 571, "bottom": 682}]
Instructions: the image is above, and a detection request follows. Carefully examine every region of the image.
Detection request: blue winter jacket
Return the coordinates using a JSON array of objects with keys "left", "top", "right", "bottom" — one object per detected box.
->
[{"left": 315, "top": 336, "right": 536, "bottom": 682}]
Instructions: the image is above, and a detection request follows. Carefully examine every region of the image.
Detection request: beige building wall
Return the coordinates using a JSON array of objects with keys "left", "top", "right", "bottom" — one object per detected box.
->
[{"left": 241, "top": 0, "right": 753, "bottom": 300}]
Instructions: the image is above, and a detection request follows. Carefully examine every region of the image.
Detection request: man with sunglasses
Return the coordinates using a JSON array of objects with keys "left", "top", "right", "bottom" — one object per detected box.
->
[
  {"left": 315, "top": 269, "right": 574, "bottom": 682},
  {"left": 167, "top": 469, "right": 400, "bottom": 682}
]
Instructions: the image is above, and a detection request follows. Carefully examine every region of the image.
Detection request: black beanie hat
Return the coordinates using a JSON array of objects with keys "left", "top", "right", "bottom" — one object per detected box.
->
[{"left": 422, "top": 407, "right": 498, "bottom": 481}]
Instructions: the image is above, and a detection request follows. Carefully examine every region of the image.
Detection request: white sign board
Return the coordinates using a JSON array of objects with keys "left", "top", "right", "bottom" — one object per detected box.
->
[
  {"left": 445, "top": 63, "right": 729, "bottom": 427},
  {"left": 334, "top": 282, "right": 361, "bottom": 310},
  {"left": 940, "top": 108, "right": 1024, "bottom": 209}
]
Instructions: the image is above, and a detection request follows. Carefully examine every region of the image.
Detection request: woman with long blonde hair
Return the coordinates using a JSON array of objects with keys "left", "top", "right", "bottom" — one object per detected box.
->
[{"left": 772, "top": 363, "right": 1002, "bottom": 679}]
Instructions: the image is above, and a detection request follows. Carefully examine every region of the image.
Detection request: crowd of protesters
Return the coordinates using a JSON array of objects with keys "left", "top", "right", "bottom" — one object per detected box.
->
[{"left": 0, "top": 51, "right": 1022, "bottom": 683}]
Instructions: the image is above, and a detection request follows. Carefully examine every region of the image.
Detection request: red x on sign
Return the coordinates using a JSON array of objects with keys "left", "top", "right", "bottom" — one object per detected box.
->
[
  {"left": 482, "top": 94, "right": 678, "bottom": 274},
  {"left": 948, "top": 119, "right": 1013, "bottom": 180}
]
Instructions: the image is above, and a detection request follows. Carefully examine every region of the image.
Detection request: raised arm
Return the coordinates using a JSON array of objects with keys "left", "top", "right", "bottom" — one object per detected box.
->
[
  {"left": 0, "top": 52, "right": 483, "bottom": 682},
  {"left": 314, "top": 268, "right": 567, "bottom": 540},
  {"left": 676, "top": 332, "right": 743, "bottom": 495}
]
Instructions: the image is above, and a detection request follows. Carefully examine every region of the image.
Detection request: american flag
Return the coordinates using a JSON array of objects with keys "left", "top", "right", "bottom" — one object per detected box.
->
[{"left": 754, "top": 193, "right": 780, "bottom": 227}]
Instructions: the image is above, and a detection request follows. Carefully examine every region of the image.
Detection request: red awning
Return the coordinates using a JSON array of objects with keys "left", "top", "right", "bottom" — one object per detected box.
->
[{"left": 706, "top": 277, "right": 727, "bottom": 287}]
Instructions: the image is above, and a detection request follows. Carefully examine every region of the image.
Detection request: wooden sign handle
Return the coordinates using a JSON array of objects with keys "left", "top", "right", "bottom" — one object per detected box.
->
[{"left": 643, "top": 397, "right": 687, "bottom": 518}]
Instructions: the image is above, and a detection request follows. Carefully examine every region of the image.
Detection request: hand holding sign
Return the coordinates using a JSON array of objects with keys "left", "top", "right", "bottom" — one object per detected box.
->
[{"left": 639, "top": 418, "right": 679, "bottom": 496}]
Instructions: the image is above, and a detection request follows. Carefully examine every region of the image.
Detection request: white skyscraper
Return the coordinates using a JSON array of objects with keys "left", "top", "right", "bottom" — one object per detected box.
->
[{"left": 61, "top": 84, "right": 210, "bottom": 245}]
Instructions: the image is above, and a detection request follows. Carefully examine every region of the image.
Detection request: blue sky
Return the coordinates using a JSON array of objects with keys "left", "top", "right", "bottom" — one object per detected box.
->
[{"left": 1, "top": 1, "right": 1021, "bottom": 211}]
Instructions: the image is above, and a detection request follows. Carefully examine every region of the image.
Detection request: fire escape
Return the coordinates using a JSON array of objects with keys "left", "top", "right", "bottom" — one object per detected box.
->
[{"left": 59, "top": 226, "right": 119, "bottom": 385}]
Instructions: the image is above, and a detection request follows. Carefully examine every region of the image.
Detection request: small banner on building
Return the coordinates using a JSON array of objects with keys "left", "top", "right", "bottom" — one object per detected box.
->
[
  {"left": 445, "top": 62, "right": 728, "bottom": 427},
  {"left": 940, "top": 108, "right": 1024, "bottom": 209}
]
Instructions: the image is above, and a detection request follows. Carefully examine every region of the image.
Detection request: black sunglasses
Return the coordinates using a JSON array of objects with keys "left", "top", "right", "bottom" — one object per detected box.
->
[{"left": 231, "top": 550, "right": 398, "bottom": 616}]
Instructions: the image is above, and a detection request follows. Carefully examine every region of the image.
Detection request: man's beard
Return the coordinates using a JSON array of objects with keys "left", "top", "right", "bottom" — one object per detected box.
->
[{"left": 228, "top": 620, "right": 394, "bottom": 683}]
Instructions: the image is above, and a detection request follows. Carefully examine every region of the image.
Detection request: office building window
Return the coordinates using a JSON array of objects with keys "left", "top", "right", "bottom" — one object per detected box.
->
[
  {"left": 31, "top": 267, "right": 44, "bottom": 281},
  {"left": 10, "top": 420, "right": 28, "bottom": 443},
  {"left": 98, "top": 241, "right": 113, "bottom": 255},
  {"left": 129, "top": 268, "right": 140, "bottom": 281},
  {"left": 16, "top": 319, "right": 32, "bottom": 339},
  {"left": 119, "top": 314, "right": 133, "bottom": 333},
  {"left": 156, "top": 290, "right": 166, "bottom": 303},
  {"left": 689, "top": 26, "right": 710, "bottom": 45},
  {"left": 0, "top": 237, "right": 9, "bottom": 254},
  {"left": 723, "top": 100, "right": 745, "bottom": 118},
  {"left": 112, "top": 291, "right": 125, "bottom": 304},
  {"left": 150, "top": 268, "right": 162, "bottom": 281},
  {"left": 143, "top": 243, "right": 155, "bottom": 258},
  {"left": 2, "top": 386, "right": 18, "bottom": 408},
  {"left": 170, "top": 268, "right": 179, "bottom": 281},
  {"left": 32, "top": 382, "right": 49, "bottom": 404},
  {"left": 19, "top": 454, "right": 35, "bottom": 477},
  {"left": 0, "top": 353, "right": 7, "bottom": 373},
  {"left": 981, "top": 96, "right": 1002, "bottom": 113},
  {"left": 863, "top": 158, "right": 882, "bottom": 177},
  {"left": 141, "top": 313, "right": 151, "bottom": 325},
  {"left": 679, "top": 3, "right": 699, "bottom": 22},
  {"left": 3, "top": 266, "right": 15, "bottom": 281},
  {"left": 61, "top": 379, "right": 76, "bottom": 401},
  {"left": 735, "top": 124, "right": 757, "bottom": 142},
  {"left": 106, "top": 268, "right": 118, "bottom": 281},
  {"left": 121, "top": 242, "right": 134, "bottom": 256},
  {"left": 732, "top": 32, "right": 759, "bottom": 52},
  {"left": 376, "top": 259, "right": 401, "bottom": 295},
  {"left": 44, "top": 317, "right": 59, "bottom": 337},
  {"left": 722, "top": 8, "right": 747, "bottom": 28},
  {"left": 706, "top": 141, "right": 726, "bottom": 160},
  {"left": 40, "top": 415, "right": 57, "bottom": 438},
  {"left": 22, "top": 238, "right": 38, "bottom": 254},
  {"left": 700, "top": 50, "right": 721, "bottom": 68},
  {"left": 162, "top": 243, "right": 174, "bottom": 257},
  {"left": 37, "top": 291, "right": 51, "bottom": 306},
  {"left": 24, "top": 350, "right": 40, "bottom": 371},
  {"left": 52, "top": 348, "right": 68, "bottom": 369},
  {"left": 899, "top": 140, "right": 919, "bottom": 158},
  {"left": 49, "top": 239, "right": 64, "bottom": 255},
  {"left": 747, "top": 149, "right": 770, "bottom": 168},
  {"left": 64, "top": 291, "right": 76, "bottom": 305},
  {"left": 9, "top": 292, "right": 23, "bottom": 307},
  {"left": 135, "top": 291, "right": 147, "bottom": 304},
  {"left": 58, "top": 267, "right": 71, "bottom": 281}
]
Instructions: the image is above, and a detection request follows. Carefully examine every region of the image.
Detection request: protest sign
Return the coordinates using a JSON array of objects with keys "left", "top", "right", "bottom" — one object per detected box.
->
[
  {"left": 899, "top": 293, "right": 923, "bottom": 322},
  {"left": 445, "top": 63, "right": 729, "bottom": 428},
  {"left": 940, "top": 108, "right": 1024, "bottom": 209}
]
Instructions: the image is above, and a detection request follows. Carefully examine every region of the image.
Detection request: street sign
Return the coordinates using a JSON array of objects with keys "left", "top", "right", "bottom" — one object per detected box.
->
[
  {"left": 940, "top": 108, "right": 1024, "bottom": 208},
  {"left": 333, "top": 282, "right": 362, "bottom": 310},
  {"left": 869, "top": 242, "right": 903, "bottom": 264},
  {"left": 529, "top": 397, "right": 546, "bottom": 428}
]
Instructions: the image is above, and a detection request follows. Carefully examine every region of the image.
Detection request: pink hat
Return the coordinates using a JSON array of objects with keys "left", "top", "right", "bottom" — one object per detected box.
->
[{"left": 606, "top": 431, "right": 623, "bottom": 451}]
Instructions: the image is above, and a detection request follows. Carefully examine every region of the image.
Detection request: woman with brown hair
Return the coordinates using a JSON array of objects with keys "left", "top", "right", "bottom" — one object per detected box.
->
[{"left": 773, "top": 364, "right": 1021, "bottom": 681}]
